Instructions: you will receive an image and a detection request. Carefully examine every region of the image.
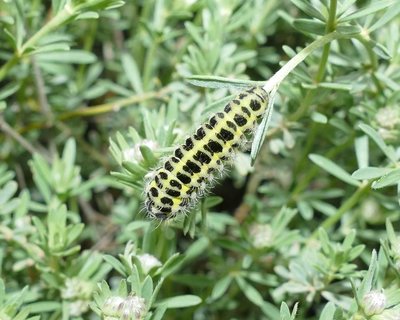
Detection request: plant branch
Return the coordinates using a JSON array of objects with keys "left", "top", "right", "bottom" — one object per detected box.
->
[
  {"left": 0, "top": 5, "right": 74, "bottom": 82},
  {"left": 290, "top": 0, "right": 338, "bottom": 122},
  {"left": 18, "top": 87, "right": 171, "bottom": 134},
  {"left": 310, "top": 182, "right": 371, "bottom": 239},
  {"left": 58, "top": 87, "right": 170, "bottom": 120},
  {"left": 0, "top": 115, "right": 51, "bottom": 161},
  {"left": 263, "top": 32, "right": 344, "bottom": 93}
]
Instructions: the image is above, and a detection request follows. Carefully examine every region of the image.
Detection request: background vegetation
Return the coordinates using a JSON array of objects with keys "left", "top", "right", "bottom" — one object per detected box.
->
[{"left": 0, "top": 0, "right": 400, "bottom": 319}]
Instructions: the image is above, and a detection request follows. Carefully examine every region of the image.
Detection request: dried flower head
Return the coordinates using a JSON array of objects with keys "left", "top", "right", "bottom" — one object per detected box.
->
[
  {"left": 62, "top": 278, "right": 94, "bottom": 300},
  {"left": 375, "top": 107, "right": 400, "bottom": 129},
  {"left": 249, "top": 223, "right": 273, "bottom": 248},
  {"left": 375, "top": 106, "right": 400, "bottom": 141},
  {"left": 103, "top": 295, "right": 146, "bottom": 320}
]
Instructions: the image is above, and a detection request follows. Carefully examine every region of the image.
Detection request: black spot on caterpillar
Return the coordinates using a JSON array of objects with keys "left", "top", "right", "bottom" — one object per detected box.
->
[{"left": 145, "top": 86, "right": 269, "bottom": 220}]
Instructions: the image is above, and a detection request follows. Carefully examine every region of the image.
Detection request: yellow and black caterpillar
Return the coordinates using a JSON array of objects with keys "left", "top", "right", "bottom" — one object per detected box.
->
[{"left": 145, "top": 86, "right": 269, "bottom": 220}]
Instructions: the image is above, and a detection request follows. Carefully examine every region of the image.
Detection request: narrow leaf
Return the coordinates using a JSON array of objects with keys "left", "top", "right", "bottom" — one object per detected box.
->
[
  {"left": 352, "top": 167, "right": 392, "bottom": 180},
  {"left": 309, "top": 154, "right": 361, "bottom": 186},
  {"left": 187, "top": 75, "right": 264, "bottom": 89},
  {"left": 359, "top": 124, "right": 397, "bottom": 163},
  {"left": 157, "top": 295, "right": 202, "bottom": 309},
  {"left": 372, "top": 168, "right": 400, "bottom": 189}
]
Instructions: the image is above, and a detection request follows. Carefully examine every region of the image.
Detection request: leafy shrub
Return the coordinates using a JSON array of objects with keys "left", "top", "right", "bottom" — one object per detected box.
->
[{"left": 0, "top": 0, "right": 399, "bottom": 319}]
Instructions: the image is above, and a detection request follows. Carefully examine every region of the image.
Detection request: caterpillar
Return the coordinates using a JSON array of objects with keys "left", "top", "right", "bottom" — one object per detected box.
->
[{"left": 144, "top": 86, "right": 269, "bottom": 220}]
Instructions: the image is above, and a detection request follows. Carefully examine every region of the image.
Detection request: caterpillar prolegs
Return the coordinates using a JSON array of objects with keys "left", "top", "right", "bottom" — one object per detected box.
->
[{"left": 145, "top": 87, "right": 269, "bottom": 220}]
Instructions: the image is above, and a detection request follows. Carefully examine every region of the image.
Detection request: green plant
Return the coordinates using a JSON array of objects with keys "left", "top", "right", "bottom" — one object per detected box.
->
[{"left": 1, "top": 0, "right": 400, "bottom": 319}]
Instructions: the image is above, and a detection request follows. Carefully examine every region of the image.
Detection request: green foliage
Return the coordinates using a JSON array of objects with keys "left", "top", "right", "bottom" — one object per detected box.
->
[{"left": 0, "top": 0, "right": 400, "bottom": 319}]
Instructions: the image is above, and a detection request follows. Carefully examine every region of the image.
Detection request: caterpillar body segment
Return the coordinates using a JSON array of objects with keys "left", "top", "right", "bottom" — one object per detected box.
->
[{"left": 145, "top": 86, "right": 269, "bottom": 220}]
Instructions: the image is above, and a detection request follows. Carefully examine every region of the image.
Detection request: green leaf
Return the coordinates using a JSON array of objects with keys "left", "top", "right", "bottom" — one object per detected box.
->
[
  {"left": 186, "top": 75, "right": 264, "bottom": 89},
  {"left": 26, "top": 301, "right": 61, "bottom": 313},
  {"left": 151, "top": 306, "right": 167, "bottom": 320},
  {"left": 122, "top": 161, "right": 148, "bottom": 176},
  {"left": 203, "top": 196, "right": 223, "bottom": 209},
  {"left": 359, "top": 124, "right": 397, "bottom": 163},
  {"left": 36, "top": 50, "right": 97, "bottom": 64},
  {"left": 338, "top": 0, "right": 395, "bottom": 22},
  {"left": 140, "top": 145, "right": 158, "bottom": 168},
  {"left": 352, "top": 167, "right": 392, "bottom": 180},
  {"left": 355, "top": 136, "right": 369, "bottom": 169},
  {"left": 293, "top": 19, "right": 326, "bottom": 35},
  {"left": 31, "top": 43, "right": 70, "bottom": 54},
  {"left": 121, "top": 52, "right": 143, "bottom": 93},
  {"left": 280, "top": 302, "right": 291, "bottom": 320},
  {"left": 62, "top": 138, "right": 76, "bottom": 179},
  {"left": 0, "top": 181, "right": 18, "bottom": 206},
  {"left": 372, "top": 168, "right": 400, "bottom": 189},
  {"left": 3, "top": 28, "right": 17, "bottom": 49},
  {"left": 141, "top": 276, "right": 154, "bottom": 303},
  {"left": 290, "top": 0, "right": 325, "bottom": 21},
  {"left": 142, "top": 110, "right": 156, "bottom": 141},
  {"left": 251, "top": 86, "right": 276, "bottom": 165},
  {"left": 280, "top": 301, "right": 298, "bottom": 320},
  {"left": 157, "top": 295, "right": 202, "bottom": 309},
  {"left": 210, "top": 276, "right": 232, "bottom": 300},
  {"left": 103, "top": 254, "right": 127, "bottom": 276},
  {"left": 183, "top": 237, "right": 209, "bottom": 262},
  {"left": 78, "top": 253, "right": 103, "bottom": 278},
  {"left": 297, "top": 201, "right": 313, "bottom": 220},
  {"left": 336, "top": 24, "right": 362, "bottom": 35},
  {"left": 311, "top": 112, "right": 328, "bottom": 124},
  {"left": 158, "top": 253, "right": 184, "bottom": 278},
  {"left": 76, "top": 11, "right": 99, "bottom": 19},
  {"left": 235, "top": 276, "right": 264, "bottom": 307},
  {"left": 373, "top": 42, "right": 391, "bottom": 60},
  {"left": 319, "top": 302, "right": 336, "bottom": 320},
  {"left": 0, "top": 82, "right": 20, "bottom": 100},
  {"left": 309, "top": 154, "right": 361, "bottom": 187},
  {"left": 65, "top": 223, "right": 84, "bottom": 246},
  {"left": 184, "top": 22, "right": 205, "bottom": 48},
  {"left": 0, "top": 167, "right": 15, "bottom": 187},
  {"left": 369, "top": 2, "right": 400, "bottom": 31}
]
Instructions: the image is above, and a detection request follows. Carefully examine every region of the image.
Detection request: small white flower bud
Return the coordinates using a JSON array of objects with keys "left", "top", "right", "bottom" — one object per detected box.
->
[
  {"left": 137, "top": 253, "right": 162, "bottom": 274},
  {"left": 362, "top": 290, "right": 386, "bottom": 316}
]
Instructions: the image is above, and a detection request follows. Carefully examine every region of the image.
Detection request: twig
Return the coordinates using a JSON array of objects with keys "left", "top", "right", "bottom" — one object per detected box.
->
[{"left": 0, "top": 115, "right": 51, "bottom": 161}]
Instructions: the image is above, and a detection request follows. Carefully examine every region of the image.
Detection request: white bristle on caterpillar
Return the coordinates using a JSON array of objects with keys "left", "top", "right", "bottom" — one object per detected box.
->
[{"left": 144, "top": 86, "right": 269, "bottom": 220}]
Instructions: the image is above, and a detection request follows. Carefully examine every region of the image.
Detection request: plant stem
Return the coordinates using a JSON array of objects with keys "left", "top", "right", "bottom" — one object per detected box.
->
[
  {"left": 310, "top": 182, "right": 370, "bottom": 239},
  {"left": 20, "top": 6, "right": 74, "bottom": 53},
  {"left": 0, "top": 115, "right": 51, "bottom": 161},
  {"left": 57, "top": 87, "right": 170, "bottom": 120},
  {"left": 17, "top": 87, "right": 170, "bottom": 134},
  {"left": 355, "top": 34, "right": 384, "bottom": 93},
  {"left": 263, "top": 32, "right": 344, "bottom": 93},
  {"left": 289, "top": 0, "right": 338, "bottom": 121},
  {"left": 0, "top": 55, "right": 19, "bottom": 82},
  {"left": 0, "top": 6, "right": 74, "bottom": 82},
  {"left": 318, "top": 0, "right": 337, "bottom": 80},
  {"left": 290, "top": 133, "right": 355, "bottom": 201}
]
